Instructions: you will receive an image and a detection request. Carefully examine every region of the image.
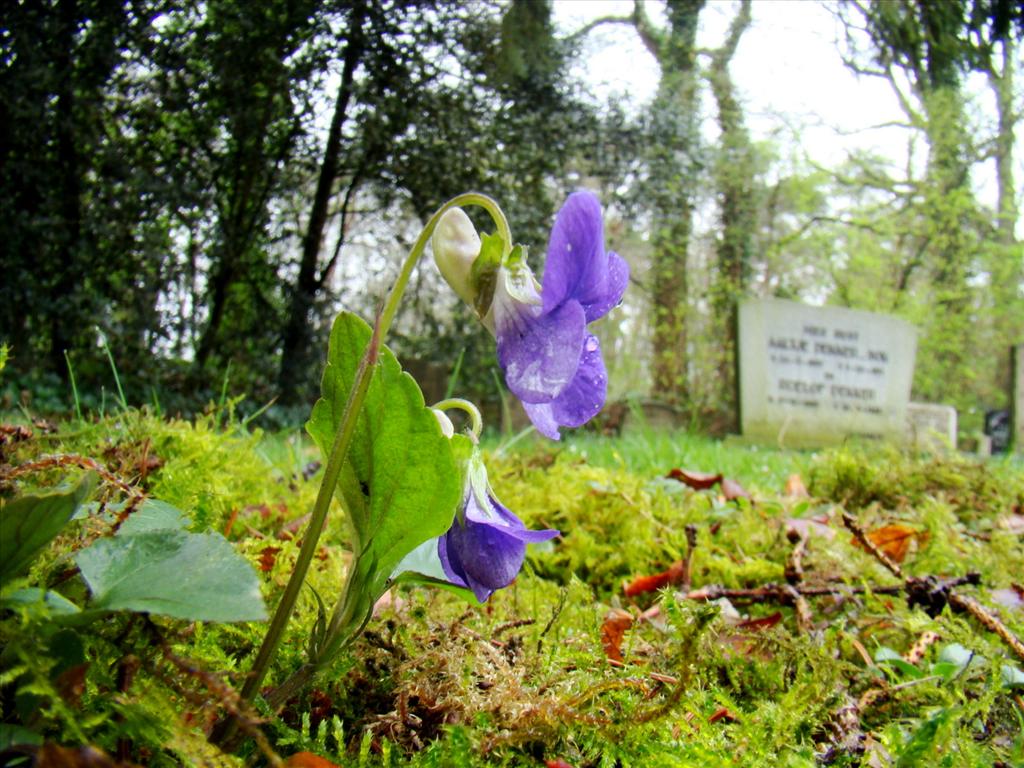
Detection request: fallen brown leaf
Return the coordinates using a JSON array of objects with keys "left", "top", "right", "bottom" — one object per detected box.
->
[
  {"left": 6, "top": 743, "right": 141, "bottom": 767},
  {"left": 991, "top": 585, "right": 1024, "bottom": 611},
  {"left": 785, "top": 473, "right": 810, "bottom": 498},
  {"left": 852, "top": 523, "right": 929, "bottom": 564},
  {"left": 666, "top": 468, "right": 722, "bottom": 489},
  {"left": 258, "top": 546, "right": 282, "bottom": 573},
  {"left": 721, "top": 477, "right": 751, "bottom": 502},
  {"left": 623, "top": 560, "right": 687, "bottom": 597},
  {"left": 284, "top": 752, "right": 340, "bottom": 768},
  {"left": 55, "top": 663, "right": 89, "bottom": 708},
  {"left": 784, "top": 515, "right": 835, "bottom": 541},
  {"left": 708, "top": 706, "right": 739, "bottom": 723},
  {"left": 600, "top": 608, "right": 634, "bottom": 663},
  {"left": 736, "top": 612, "right": 783, "bottom": 631},
  {"left": 998, "top": 515, "right": 1024, "bottom": 535}
]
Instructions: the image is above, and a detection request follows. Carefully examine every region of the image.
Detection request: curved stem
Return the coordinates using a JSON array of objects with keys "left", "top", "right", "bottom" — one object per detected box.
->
[
  {"left": 432, "top": 398, "right": 484, "bottom": 441},
  {"left": 377, "top": 192, "right": 510, "bottom": 336},
  {"left": 217, "top": 193, "right": 509, "bottom": 744}
]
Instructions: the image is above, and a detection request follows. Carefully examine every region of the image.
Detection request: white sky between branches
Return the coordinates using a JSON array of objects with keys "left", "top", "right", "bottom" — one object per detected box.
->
[{"left": 553, "top": 0, "right": 1020, "bottom": 225}]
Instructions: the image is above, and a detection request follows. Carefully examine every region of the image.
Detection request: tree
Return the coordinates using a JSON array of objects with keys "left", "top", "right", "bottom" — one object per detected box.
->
[
  {"left": 814, "top": 0, "right": 1024, "bottom": 424},
  {"left": 276, "top": 0, "right": 602, "bottom": 406},
  {"left": 190, "top": 0, "right": 318, "bottom": 376},
  {"left": 1, "top": 0, "right": 151, "bottom": 383},
  {"left": 573, "top": 0, "right": 706, "bottom": 405},
  {"left": 703, "top": 0, "right": 754, "bottom": 430},
  {"left": 836, "top": 0, "right": 1007, "bottom": 412}
]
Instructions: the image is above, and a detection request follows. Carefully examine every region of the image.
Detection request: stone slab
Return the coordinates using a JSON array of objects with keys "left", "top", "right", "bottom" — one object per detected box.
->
[
  {"left": 906, "top": 402, "right": 957, "bottom": 451},
  {"left": 738, "top": 298, "right": 917, "bottom": 447}
]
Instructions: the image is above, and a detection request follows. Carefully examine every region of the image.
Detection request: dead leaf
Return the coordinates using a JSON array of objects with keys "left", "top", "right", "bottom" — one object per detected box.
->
[
  {"left": 284, "top": 753, "right": 341, "bottom": 768},
  {"left": 277, "top": 511, "right": 310, "bottom": 540},
  {"left": 904, "top": 630, "right": 940, "bottom": 664},
  {"left": 638, "top": 604, "right": 666, "bottom": 629},
  {"left": 708, "top": 706, "right": 739, "bottom": 723},
  {"left": 852, "top": 524, "right": 929, "bottom": 564},
  {"left": 55, "top": 663, "right": 89, "bottom": 708},
  {"left": 735, "top": 612, "right": 783, "bottom": 631},
  {"left": 990, "top": 585, "right": 1024, "bottom": 611},
  {"left": 998, "top": 515, "right": 1024, "bottom": 535},
  {"left": 600, "top": 608, "right": 634, "bottom": 663},
  {"left": 785, "top": 474, "right": 809, "bottom": 498},
  {"left": 258, "top": 546, "right": 282, "bottom": 572},
  {"left": 719, "top": 631, "right": 775, "bottom": 661},
  {"left": 623, "top": 560, "right": 686, "bottom": 597},
  {"left": 784, "top": 515, "right": 835, "bottom": 541},
  {"left": 720, "top": 477, "right": 751, "bottom": 502},
  {"left": 666, "top": 468, "right": 723, "bottom": 489},
  {"left": 7, "top": 743, "right": 142, "bottom": 767}
]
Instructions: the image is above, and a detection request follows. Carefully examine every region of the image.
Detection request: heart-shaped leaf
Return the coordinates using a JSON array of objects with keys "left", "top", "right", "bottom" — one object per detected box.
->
[
  {"left": 0, "top": 475, "right": 95, "bottom": 585},
  {"left": 306, "top": 312, "right": 466, "bottom": 607},
  {"left": 76, "top": 529, "right": 267, "bottom": 622},
  {"left": 116, "top": 498, "right": 189, "bottom": 536}
]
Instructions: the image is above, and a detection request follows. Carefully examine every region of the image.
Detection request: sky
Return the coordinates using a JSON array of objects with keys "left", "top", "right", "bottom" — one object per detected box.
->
[{"left": 552, "top": 0, "right": 1018, "bottom": 214}]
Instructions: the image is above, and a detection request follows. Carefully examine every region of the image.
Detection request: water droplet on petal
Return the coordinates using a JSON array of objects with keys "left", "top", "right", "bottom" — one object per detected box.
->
[{"left": 585, "top": 338, "right": 598, "bottom": 353}]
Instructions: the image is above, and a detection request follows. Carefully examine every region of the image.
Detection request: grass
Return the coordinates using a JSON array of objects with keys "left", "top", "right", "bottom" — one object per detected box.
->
[{"left": 2, "top": 411, "right": 1023, "bottom": 767}]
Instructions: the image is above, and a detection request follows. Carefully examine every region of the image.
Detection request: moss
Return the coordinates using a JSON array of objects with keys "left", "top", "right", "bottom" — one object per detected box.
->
[{"left": 3, "top": 419, "right": 1023, "bottom": 765}]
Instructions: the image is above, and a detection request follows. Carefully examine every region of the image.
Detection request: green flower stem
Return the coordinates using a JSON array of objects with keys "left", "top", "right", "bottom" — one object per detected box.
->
[
  {"left": 432, "top": 398, "right": 484, "bottom": 441},
  {"left": 220, "top": 193, "right": 509, "bottom": 740}
]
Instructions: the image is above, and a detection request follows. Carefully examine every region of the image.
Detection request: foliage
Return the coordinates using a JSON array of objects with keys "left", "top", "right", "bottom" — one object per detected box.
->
[{"left": 0, "top": 0, "right": 609, "bottom": 415}]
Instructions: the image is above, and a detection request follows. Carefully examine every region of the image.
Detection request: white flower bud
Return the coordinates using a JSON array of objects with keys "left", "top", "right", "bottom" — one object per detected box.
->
[
  {"left": 431, "top": 408, "right": 455, "bottom": 438},
  {"left": 432, "top": 208, "right": 480, "bottom": 308}
]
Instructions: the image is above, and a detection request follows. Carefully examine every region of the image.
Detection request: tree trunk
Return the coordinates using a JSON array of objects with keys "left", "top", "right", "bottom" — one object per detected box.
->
[
  {"left": 707, "top": 0, "right": 753, "bottom": 432},
  {"left": 50, "top": 0, "right": 83, "bottom": 381},
  {"left": 991, "top": 39, "right": 1017, "bottom": 247},
  {"left": 277, "top": 4, "right": 367, "bottom": 404},
  {"left": 646, "top": 0, "right": 705, "bottom": 404}
]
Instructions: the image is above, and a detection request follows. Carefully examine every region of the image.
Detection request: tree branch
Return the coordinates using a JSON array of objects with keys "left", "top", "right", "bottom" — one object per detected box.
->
[
  {"left": 565, "top": 14, "right": 635, "bottom": 46},
  {"left": 632, "top": 0, "right": 663, "bottom": 60}
]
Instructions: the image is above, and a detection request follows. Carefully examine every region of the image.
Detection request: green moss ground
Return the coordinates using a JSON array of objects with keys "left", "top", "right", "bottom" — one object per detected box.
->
[{"left": 2, "top": 412, "right": 1023, "bottom": 766}]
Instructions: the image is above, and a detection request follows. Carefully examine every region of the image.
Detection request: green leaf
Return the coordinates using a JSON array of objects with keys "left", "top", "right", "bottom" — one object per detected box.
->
[
  {"left": 0, "top": 475, "right": 95, "bottom": 585},
  {"left": 306, "top": 312, "right": 464, "bottom": 605},
  {"left": 0, "top": 723, "right": 42, "bottom": 749},
  {"left": 390, "top": 539, "right": 475, "bottom": 602},
  {"left": 75, "top": 529, "right": 267, "bottom": 622},
  {"left": 936, "top": 642, "right": 981, "bottom": 677},
  {"left": 1000, "top": 663, "right": 1024, "bottom": 688},
  {"left": 874, "top": 646, "right": 922, "bottom": 679},
  {"left": 116, "top": 498, "right": 189, "bottom": 535},
  {"left": 1, "top": 587, "right": 81, "bottom": 616}
]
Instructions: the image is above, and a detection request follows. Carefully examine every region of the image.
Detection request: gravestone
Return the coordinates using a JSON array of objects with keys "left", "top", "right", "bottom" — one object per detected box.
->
[
  {"left": 738, "top": 298, "right": 917, "bottom": 447},
  {"left": 906, "top": 402, "right": 957, "bottom": 451},
  {"left": 984, "top": 409, "right": 1010, "bottom": 454}
]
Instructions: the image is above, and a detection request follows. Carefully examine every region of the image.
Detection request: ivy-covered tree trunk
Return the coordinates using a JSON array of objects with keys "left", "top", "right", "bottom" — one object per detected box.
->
[
  {"left": 707, "top": 0, "right": 753, "bottom": 431},
  {"left": 990, "top": 39, "right": 1017, "bottom": 248},
  {"left": 641, "top": 0, "right": 705, "bottom": 404},
  {"left": 985, "top": 38, "right": 1022, "bottom": 402}
]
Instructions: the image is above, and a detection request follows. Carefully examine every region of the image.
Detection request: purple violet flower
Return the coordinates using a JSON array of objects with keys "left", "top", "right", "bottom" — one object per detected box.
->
[
  {"left": 438, "top": 457, "right": 558, "bottom": 602},
  {"left": 491, "top": 191, "right": 628, "bottom": 439}
]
